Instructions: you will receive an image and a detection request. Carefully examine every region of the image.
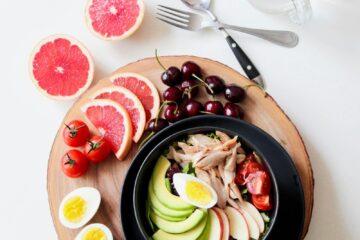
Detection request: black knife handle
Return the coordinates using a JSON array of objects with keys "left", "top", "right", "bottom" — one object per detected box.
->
[{"left": 225, "top": 35, "right": 260, "bottom": 80}]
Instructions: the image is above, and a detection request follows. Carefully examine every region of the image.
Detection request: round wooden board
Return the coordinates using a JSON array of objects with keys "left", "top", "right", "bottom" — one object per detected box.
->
[{"left": 47, "top": 56, "right": 313, "bottom": 240}]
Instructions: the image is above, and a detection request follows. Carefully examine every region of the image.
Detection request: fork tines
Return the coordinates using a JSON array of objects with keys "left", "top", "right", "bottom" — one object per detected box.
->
[{"left": 156, "top": 5, "right": 190, "bottom": 29}]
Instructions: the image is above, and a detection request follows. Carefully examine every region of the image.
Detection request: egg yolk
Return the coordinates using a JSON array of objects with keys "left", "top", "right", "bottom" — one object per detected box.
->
[
  {"left": 63, "top": 196, "right": 87, "bottom": 223},
  {"left": 82, "top": 227, "right": 107, "bottom": 240},
  {"left": 185, "top": 181, "right": 212, "bottom": 205}
]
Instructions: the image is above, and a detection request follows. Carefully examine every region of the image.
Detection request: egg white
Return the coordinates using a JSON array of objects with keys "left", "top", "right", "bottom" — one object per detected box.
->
[
  {"left": 58, "top": 187, "right": 101, "bottom": 229},
  {"left": 173, "top": 173, "right": 218, "bottom": 209},
  {"left": 75, "top": 223, "right": 113, "bottom": 240}
]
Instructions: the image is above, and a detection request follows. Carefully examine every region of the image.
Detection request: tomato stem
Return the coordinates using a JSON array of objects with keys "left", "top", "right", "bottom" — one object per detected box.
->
[
  {"left": 65, "top": 154, "right": 76, "bottom": 167},
  {"left": 87, "top": 137, "right": 105, "bottom": 154}
]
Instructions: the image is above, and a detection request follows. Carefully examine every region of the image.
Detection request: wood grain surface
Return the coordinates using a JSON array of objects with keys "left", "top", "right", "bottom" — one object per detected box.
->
[{"left": 47, "top": 56, "right": 314, "bottom": 240}]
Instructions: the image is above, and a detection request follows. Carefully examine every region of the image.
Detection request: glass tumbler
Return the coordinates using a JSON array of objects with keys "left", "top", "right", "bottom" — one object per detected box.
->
[{"left": 248, "top": 0, "right": 313, "bottom": 24}]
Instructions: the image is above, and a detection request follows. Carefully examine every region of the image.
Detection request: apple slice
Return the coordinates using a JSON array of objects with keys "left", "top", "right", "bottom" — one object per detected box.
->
[
  {"left": 240, "top": 201, "right": 265, "bottom": 233},
  {"left": 239, "top": 207, "right": 260, "bottom": 240},
  {"left": 209, "top": 209, "right": 222, "bottom": 240},
  {"left": 213, "top": 208, "right": 230, "bottom": 240},
  {"left": 225, "top": 206, "right": 249, "bottom": 240}
]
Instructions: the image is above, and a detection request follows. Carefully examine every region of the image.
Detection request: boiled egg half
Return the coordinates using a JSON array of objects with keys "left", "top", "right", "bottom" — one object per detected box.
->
[
  {"left": 75, "top": 223, "right": 113, "bottom": 240},
  {"left": 173, "top": 173, "right": 218, "bottom": 209},
  {"left": 59, "top": 187, "right": 101, "bottom": 229}
]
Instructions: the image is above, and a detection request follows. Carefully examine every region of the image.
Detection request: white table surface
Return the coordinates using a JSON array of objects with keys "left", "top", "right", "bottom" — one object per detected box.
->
[{"left": 1, "top": 0, "right": 359, "bottom": 239}]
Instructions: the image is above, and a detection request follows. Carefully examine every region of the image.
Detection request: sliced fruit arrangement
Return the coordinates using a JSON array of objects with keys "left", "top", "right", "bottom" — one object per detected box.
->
[
  {"left": 92, "top": 86, "right": 146, "bottom": 143},
  {"left": 81, "top": 99, "right": 133, "bottom": 160},
  {"left": 109, "top": 72, "right": 160, "bottom": 122},
  {"left": 85, "top": 0, "right": 145, "bottom": 40},
  {"left": 59, "top": 187, "right": 114, "bottom": 239},
  {"left": 147, "top": 131, "right": 273, "bottom": 240},
  {"left": 29, "top": 35, "right": 94, "bottom": 100}
]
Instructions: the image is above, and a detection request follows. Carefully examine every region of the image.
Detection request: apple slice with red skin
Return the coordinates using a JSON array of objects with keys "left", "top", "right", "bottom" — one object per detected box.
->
[
  {"left": 240, "top": 201, "right": 265, "bottom": 233},
  {"left": 213, "top": 207, "right": 230, "bottom": 240},
  {"left": 239, "top": 207, "right": 260, "bottom": 239},
  {"left": 209, "top": 208, "right": 223, "bottom": 240},
  {"left": 225, "top": 206, "right": 249, "bottom": 240},
  {"left": 229, "top": 200, "right": 261, "bottom": 239}
]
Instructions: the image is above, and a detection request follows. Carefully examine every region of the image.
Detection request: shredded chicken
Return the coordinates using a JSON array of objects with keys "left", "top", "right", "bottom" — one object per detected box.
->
[
  {"left": 167, "top": 146, "right": 207, "bottom": 164},
  {"left": 209, "top": 169, "right": 227, "bottom": 209},
  {"left": 187, "top": 134, "right": 221, "bottom": 149},
  {"left": 195, "top": 168, "right": 211, "bottom": 185},
  {"left": 216, "top": 131, "right": 231, "bottom": 143},
  {"left": 196, "top": 150, "right": 231, "bottom": 170},
  {"left": 230, "top": 182, "right": 244, "bottom": 204},
  {"left": 237, "top": 154, "right": 246, "bottom": 164},
  {"left": 177, "top": 142, "right": 199, "bottom": 154}
]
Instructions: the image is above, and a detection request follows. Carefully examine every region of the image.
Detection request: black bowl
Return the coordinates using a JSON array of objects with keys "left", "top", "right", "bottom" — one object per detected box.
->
[{"left": 133, "top": 115, "right": 281, "bottom": 239}]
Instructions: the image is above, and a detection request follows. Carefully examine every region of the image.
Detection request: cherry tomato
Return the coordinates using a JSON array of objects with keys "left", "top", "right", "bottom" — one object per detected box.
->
[
  {"left": 61, "top": 150, "right": 89, "bottom": 178},
  {"left": 235, "top": 153, "right": 260, "bottom": 185},
  {"left": 246, "top": 170, "right": 271, "bottom": 195},
  {"left": 84, "top": 135, "right": 111, "bottom": 163},
  {"left": 246, "top": 161, "right": 264, "bottom": 176},
  {"left": 235, "top": 160, "right": 251, "bottom": 185},
  {"left": 252, "top": 194, "right": 273, "bottom": 211},
  {"left": 63, "top": 120, "right": 90, "bottom": 147}
]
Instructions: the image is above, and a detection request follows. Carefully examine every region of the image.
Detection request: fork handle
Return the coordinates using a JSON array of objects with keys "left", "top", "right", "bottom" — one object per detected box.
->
[
  {"left": 225, "top": 35, "right": 261, "bottom": 81},
  {"left": 220, "top": 23, "right": 299, "bottom": 48}
]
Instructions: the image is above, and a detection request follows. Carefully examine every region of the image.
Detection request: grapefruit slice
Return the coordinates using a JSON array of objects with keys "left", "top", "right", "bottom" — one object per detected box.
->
[
  {"left": 81, "top": 99, "right": 133, "bottom": 160},
  {"left": 109, "top": 72, "right": 160, "bottom": 122},
  {"left": 29, "top": 35, "right": 94, "bottom": 100},
  {"left": 85, "top": 0, "right": 145, "bottom": 40},
  {"left": 92, "top": 86, "right": 146, "bottom": 143}
]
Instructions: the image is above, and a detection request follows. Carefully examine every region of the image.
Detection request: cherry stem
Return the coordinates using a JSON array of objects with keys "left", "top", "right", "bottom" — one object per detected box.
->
[
  {"left": 155, "top": 100, "right": 177, "bottom": 125},
  {"left": 155, "top": 49, "right": 166, "bottom": 71},
  {"left": 244, "top": 84, "right": 267, "bottom": 97},
  {"left": 139, "top": 131, "right": 155, "bottom": 149},
  {"left": 192, "top": 74, "right": 214, "bottom": 95}
]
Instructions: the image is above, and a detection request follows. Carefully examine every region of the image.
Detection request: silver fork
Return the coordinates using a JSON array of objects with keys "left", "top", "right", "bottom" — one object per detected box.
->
[{"left": 157, "top": 5, "right": 299, "bottom": 48}]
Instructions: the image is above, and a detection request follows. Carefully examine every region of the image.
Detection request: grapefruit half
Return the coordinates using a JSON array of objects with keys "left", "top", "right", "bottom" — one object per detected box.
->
[
  {"left": 29, "top": 35, "right": 94, "bottom": 100},
  {"left": 109, "top": 72, "right": 160, "bottom": 122},
  {"left": 85, "top": 0, "right": 145, "bottom": 41},
  {"left": 92, "top": 86, "right": 146, "bottom": 143},
  {"left": 81, "top": 99, "right": 133, "bottom": 160}
]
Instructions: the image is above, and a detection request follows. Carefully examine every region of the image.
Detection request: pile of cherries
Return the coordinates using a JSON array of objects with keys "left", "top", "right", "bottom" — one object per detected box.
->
[{"left": 147, "top": 61, "right": 246, "bottom": 133}]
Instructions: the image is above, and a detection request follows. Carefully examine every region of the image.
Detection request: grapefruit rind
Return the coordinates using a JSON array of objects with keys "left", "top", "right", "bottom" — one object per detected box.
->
[
  {"left": 81, "top": 99, "right": 133, "bottom": 160},
  {"left": 85, "top": 0, "right": 145, "bottom": 41},
  {"left": 29, "top": 34, "right": 94, "bottom": 101},
  {"left": 91, "top": 86, "right": 146, "bottom": 143},
  {"left": 109, "top": 72, "right": 160, "bottom": 121}
]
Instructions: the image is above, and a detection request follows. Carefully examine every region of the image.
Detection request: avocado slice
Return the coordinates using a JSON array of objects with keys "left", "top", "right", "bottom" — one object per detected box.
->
[
  {"left": 152, "top": 208, "right": 187, "bottom": 222},
  {"left": 152, "top": 156, "right": 195, "bottom": 210},
  {"left": 150, "top": 209, "right": 206, "bottom": 234},
  {"left": 197, "top": 212, "right": 211, "bottom": 240},
  {"left": 149, "top": 177, "right": 194, "bottom": 218},
  {"left": 152, "top": 213, "right": 208, "bottom": 240}
]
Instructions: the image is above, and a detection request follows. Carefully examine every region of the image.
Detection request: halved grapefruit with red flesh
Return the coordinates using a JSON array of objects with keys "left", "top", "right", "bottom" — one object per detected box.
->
[
  {"left": 81, "top": 99, "right": 133, "bottom": 160},
  {"left": 109, "top": 72, "right": 160, "bottom": 122},
  {"left": 85, "top": 0, "right": 145, "bottom": 40},
  {"left": 92, "top": 86, "right": 146, "bottom": 143},
  {"left": 29, "top": 35, "right": 94, "bottom": 100}
]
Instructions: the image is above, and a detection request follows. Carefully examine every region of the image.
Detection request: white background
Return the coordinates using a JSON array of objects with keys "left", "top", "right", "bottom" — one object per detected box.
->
[{"left": 0, "top": 0, "right": 359, "bottom": 239}]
